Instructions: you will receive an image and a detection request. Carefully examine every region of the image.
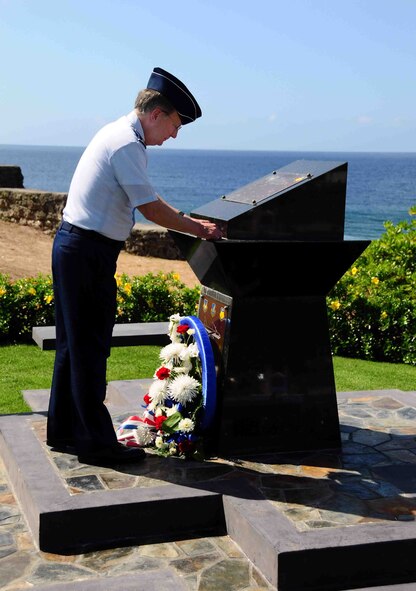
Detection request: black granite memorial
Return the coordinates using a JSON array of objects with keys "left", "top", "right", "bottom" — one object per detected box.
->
[{"left": 169, "top": 160, "right": 370, "bottom": 456}]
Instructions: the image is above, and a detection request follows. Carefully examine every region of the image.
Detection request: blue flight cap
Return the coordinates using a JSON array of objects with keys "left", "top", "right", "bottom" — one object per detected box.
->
[{"left": 146, "top": 67, "right": 202, "bottom": 125}]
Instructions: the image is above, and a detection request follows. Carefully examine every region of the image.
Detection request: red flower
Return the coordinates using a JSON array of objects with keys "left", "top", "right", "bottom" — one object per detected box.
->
[
  {"left": 178, "top": 439, "right": 195, "bottom": 454},
  {"left": 154, "top": 415, "right": 167, "bottom": 431},
  {"left": 176, "top": 324, "right": 189, "bottom": 334},
  {"left": 143, "top": 393, "right": 151, "bottom": 405},
  {"left": 155, "top": 366, "right": 171, "bottom": 380},
  {"left": 143, "top": 416, "right": 156, "bottom": 427}
]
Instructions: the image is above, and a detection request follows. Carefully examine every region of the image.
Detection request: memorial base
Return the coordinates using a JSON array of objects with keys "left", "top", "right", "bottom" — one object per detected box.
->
[{"left": 200, "top": 293, "right": 341, "bottom": 457}]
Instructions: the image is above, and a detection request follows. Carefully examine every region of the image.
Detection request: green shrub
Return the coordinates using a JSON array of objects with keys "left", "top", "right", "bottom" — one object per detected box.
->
[
  {"left": 0, "top": 274, "right": 55, "bottom": 343},
  {"left": 0, "top": 271, "right": 200, "bottom": 344},
  {"left": 114, "top": 271, "right": 200, "bottom": 322},
  {"left": 327, "top": 208, "right": 416, "bottom": 365},
  {"left": 1, "top": 210, "right": 414, "bottom": 366}
]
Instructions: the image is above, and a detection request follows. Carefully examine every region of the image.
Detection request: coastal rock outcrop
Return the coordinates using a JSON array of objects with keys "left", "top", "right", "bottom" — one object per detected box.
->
[{"left": 0, "top": 165, "right": 24, "bottom": 189}]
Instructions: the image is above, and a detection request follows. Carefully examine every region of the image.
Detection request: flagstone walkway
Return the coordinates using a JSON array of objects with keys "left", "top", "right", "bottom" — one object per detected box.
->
[{"left": 1, "top": 387, "right": 416, "bottom": 590}]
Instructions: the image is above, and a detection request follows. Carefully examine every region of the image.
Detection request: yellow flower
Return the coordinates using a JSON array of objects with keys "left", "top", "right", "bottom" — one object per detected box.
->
[
  {"left": 172, "top": 273, "right": 180, "bottom": 281},
  {"left": 380, "top": 311, "right": 388, "bottom": 320},
  {"left": 44, "top": 294, "right": 53, "bottom": 304},
  {"left": 351, "top": 267, "right": 358, "bottom": 276},
  {"left": 115, "top": 274, "right": 122, "bottom": 287},
  {"left": 371, "top": 277, "right": 380, "bottom": 285},
  {"left": 117, "top": 295, "right": 124, "bottom": 304},
  {"left": 123, "top": 282, "right": 132, "bottom": 295},
  {"left": 28, "top": 287, "right": 36, "bottom": 296},
  {"left": 0, "top": 288, "right": 6, "bottom": 297},
  {"left": 330, "top": 300, "right": 341, "bottom": 311}
]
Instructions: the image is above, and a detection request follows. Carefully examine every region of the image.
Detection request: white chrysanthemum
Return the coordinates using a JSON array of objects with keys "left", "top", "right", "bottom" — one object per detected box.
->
[
  {"left": 148, "top": 379, "right": 168, "bottom": 405},
  {"left": 174, "top": 359, "right": 193, "bottom": 375},
  {"left": 169, "top": 313, "right": 181, "bottom": 325},
  {"left": 178, "top": 418, "right": 195, "bottom": 433},
  {"left": 168, "top": 442, "right": 178, "bottom": 455},
  {"left": 179, "top": 342, "right": 199, "bottom": 363},
  {"left": 155, "top": 436, "right": 168, "bottom": 450},
  {"left": 168, "top": 374, "right": 200, "bottom": 405},
  {"left": 159, "top": 342, "right": 187, "bottom": 365},
  {"left": 166, "top": 404, "right": 180, "bottom": 417},
  {"left": 168, "top": 314, "right": 181, "bottom": 341},
  {"left": 186, "top": 342, "right": 200, "bottom": 358},
  {"left": 134, "top": 425, "right": 155, "bottom": 446}
]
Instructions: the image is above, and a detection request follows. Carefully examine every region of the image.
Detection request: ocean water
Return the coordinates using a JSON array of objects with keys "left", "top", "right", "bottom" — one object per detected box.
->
[{"left": 1, "top": 144, "right": 415, "bottom": 240}]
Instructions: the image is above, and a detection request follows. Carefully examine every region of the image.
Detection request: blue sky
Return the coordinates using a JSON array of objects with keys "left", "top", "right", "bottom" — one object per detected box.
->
[{"left": 1, "top": 0, "right": 415, "bottom": 152}]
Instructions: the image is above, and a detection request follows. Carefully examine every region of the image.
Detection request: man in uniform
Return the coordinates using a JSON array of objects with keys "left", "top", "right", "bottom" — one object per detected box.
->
[{"left": 47, "top": 67, "right": 222, "bottom": 465}]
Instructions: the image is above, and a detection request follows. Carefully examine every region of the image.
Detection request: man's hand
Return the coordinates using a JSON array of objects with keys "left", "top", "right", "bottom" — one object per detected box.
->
[{"left": 195, "top": 219, "right": 224, "bottom": 240}]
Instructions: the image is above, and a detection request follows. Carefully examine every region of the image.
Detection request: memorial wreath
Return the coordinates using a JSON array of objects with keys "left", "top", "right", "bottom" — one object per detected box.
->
[{"left": 116, "top": 313, "right": 215, "bottom": 460}]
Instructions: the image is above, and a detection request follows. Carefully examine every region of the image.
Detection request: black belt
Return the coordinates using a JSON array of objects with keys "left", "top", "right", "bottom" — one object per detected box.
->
[{"left": 59, "top": 221, "right": 124, "bottom": 246}]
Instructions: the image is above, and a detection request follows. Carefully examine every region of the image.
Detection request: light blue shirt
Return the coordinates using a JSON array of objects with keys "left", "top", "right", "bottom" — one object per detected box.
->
[{"left": 63, "top": 111, "right": 157, "bottom": 240}]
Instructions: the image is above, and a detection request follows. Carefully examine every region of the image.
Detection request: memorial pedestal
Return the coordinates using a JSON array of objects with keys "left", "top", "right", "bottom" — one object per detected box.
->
[
  {"left": 169, "top": 235, "right": 369, "bottom": 456},
  {"left": 170, "top": 160, "right": 370, "bottom": 456}
]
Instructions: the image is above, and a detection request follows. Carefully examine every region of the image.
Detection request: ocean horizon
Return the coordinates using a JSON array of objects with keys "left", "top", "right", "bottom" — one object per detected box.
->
[{"left": 1, "top": 144, "right": 415, "bottom": 240}]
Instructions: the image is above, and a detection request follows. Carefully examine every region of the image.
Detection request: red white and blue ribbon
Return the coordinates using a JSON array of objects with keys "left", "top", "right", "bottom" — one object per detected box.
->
[{"left": 116, "top": 414, "right": 153, "bottom": 447}]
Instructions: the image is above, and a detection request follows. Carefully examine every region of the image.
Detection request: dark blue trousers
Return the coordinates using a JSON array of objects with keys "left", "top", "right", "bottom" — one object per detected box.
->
[{"left": 47, "top": 224, "right": 123, "bottom": 453}]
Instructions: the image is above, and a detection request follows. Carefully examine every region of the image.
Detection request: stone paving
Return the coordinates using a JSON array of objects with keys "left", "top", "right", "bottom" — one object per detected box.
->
[
  {"left": 1, "top": 388, "right": 416, "bottom": 590},
  {"left": 35, "top": 391, "right": 416, "bottom": 530},
  {"left": 0, "top": 451, "right": 273, "bottom": 590}
]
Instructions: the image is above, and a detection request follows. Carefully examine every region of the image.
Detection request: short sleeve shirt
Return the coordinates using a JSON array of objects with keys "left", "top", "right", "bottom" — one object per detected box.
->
[{"left": 63, "top": 111, "right": 158, "bottom": 240}]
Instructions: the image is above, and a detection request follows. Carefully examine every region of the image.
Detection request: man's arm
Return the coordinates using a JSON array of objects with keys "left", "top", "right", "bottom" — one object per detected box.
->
[{"left": 137, "top": 195, "right": 223, "bottom": 240}]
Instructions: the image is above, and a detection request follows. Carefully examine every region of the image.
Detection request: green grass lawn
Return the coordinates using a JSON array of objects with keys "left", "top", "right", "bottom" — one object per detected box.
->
[
  {"left": 0, "top": 344, "right": 162, "bottom": 414},
  {"left": 0, "top": 344, "right": 415, "bottom": 415},
  {"left": 332, "top": 356, "right": 416, "bottom": 392}
]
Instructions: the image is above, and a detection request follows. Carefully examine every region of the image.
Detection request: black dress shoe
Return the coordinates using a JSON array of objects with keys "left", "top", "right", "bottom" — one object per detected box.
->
[
  {"left": 46, "top": 439, "right": 77, "bottom": 454},
  {"left": 78, "top": 443, "right": 146, "bottom": 466}
]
